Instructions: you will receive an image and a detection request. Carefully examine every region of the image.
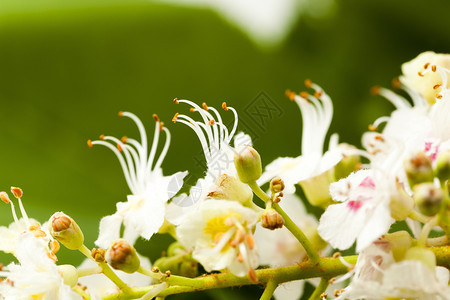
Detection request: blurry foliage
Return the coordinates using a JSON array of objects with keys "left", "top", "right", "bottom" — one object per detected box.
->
[{"left": 0, "top": 0, "right": 449, "bottom": 298}]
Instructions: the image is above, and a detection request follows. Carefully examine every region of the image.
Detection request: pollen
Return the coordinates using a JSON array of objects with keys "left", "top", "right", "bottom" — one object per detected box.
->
[
  {"left": 304, "top": 79, "right": 312, "bottom": 88},
  {"left": 300, "top": 91, "right": 309, "bottom": 99},
  {"left": 248, "top": 269, "right": 258, "bottom": 284},
  {"left": 99, "top": 134, "right": 106, "bottom": 140},
  {"left": 202, "top": 102, "right": 209, "bottom": 110},
  {"left": 50, "top": 240, "right": 60, "bottom": 254},
  {"left": 121, "top": 136, "right": 128, "bottom": 143},
  {"left": 159, "top": 122, "right": 164, "bottom": 131},
  {"left": 436, "top": 94, "right": 443, "bottom": 99},
  {"left": 153, "top": 114, "right": 160, "bottom": 122},
  {"left": 0, "top": 191, "right": 11, "bottom": 204},
  {"left": 222, "top": 102, "right": 228, "bottom": 110},
  {"left": 189, "top": 107, "right": 195, "bottom": 112},
  {"left": 285, "top": 89, "right": 296, "bottom": 101},
  {"left": 237, "top": 252, "right": 244, "bottom": 262},
  {"left": 172, "top": 113, "right": 179, "bottom": 123},
  {"left": 173, "top": 98, "right": 179, "bottom": 104},
  {"left": 11, "top": 187, "right": 23, "bottom": 198},
  {"left": 87, "top": 140, "right": 93, "bottom": 148},
  {"left": 118, "top": 111, "right": 124, "bottom": 117},
  {"left": 208, "top": 120, "right": 215, "bottom": 125}
]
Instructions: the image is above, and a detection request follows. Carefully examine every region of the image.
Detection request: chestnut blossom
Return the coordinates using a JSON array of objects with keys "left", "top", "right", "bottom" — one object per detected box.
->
[{"left": 89, "top": 112, "right": 187, "bottom": 248}]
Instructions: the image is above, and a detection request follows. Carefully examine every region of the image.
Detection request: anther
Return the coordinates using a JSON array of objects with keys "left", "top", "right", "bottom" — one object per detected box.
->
[
  {"left": 392, "top": 78, "right": 402, "bottom": 89},
  {"left": 314, "top": 91, "right": 322, "bottom": 98},
  {"left": 374, "top": 135, "right": 385, "bottom": 141},
  {"left": 151, "top": 266, "right": 160, "bottom": 273},
  {"left": 320, "top": 293, "right": 328, "bottom": 299},
  {"left": 118, "top": 111, "right": 124, "bottom": 117},
  {"left": 165, "top": 270, "right": 171, "bottom": 277},
  {"left": 433, "top": 84, "right": 441, "bottom": 90},
  {"left": 431, "top": 65, "right": 437, "bottom": 72},
  {"left": 99, "top": 134, "right": 105, "bottom": 140},
  {"left": 245, "top": 235, "right": 255, "bottom": 249},
  {"left": 173, "top": 98, "right": 179, "bottom": 104},
  {"left": 153, "top": 114, "right": 160, "bottom": 122},
  {"left": 0, "top": 192, "right": 10, "bottom": 204},
  {"left": 222, "top": 102, "right": 228, "bottom": 111},
  {"left": 11, "top": 187, "right": 23, "bottom": 198},
  {"left": 208, "top": 120, "right": 215, "bottom": 126},
  {"left": 418, "top": 71, "right": 424, "bottom": 77},
  {"left": 189, "top": 107, "right": 195, "bottom": 112},
  {"left": 248, "top": 269, "right": 258, "bottom": 284},
  {"left": 117, "top": 144, "right": 123, "bottom": 152},
  {"left": 87, "top": 140, "right": 93, "bottom": 148},
  {"left": 368, "top": 125, "right": 377, "bottom": 131},
  {"left": 159, "top": 122, "right": 164, "bottom": 131},
  {"left": 237, "top": 252, "right": 244, "bottom": 262},
  {"left": 202, "top": 102, "right": 208, "bottom": 110},
  {"left": 285, "top": 90, "right": 296, "bottom": 101},
  {"left": 329, "top": 277, "right": 336, "bottom": 284},
  {"left": 121, "top": 136, "right": 128, "bottom": 143},
  {"left": 304, "top": 79, "right": 312, "bottom": 88},
  {"left": 299, "top": 91, "right": 309, "bottom": 99},
  {"left": 50, "top": 240, "right": 60, "bottom": 254},
  {"left": 370, "top": 86, "right": 381, "bottom": 95},
  {"left": 424, "top": 62, "right": 430, "bottom": 69},
  {"left": 92, "top": 248, "right": 106, "bottom": 262},
  {"left": 436, "top": 94, "right": 443, "bottom": 99},
  {"left": 172, "top": 113, "right": 179, "bottom": 123}
]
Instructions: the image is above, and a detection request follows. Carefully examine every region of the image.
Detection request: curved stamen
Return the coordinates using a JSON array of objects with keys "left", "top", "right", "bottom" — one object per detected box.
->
[
  {"left": 176, "top": 100, "right": 215, "bottom": 146},
  {"left": 377, "top": 88, "right": 412, "bottom": 110},
  {"left": 154, "top": 127, "right": 171, "bottom": 170},
  {"left": 146, "top": 121, "right": 161, "bottom": 174},
  {"left": 175, "top": 117, "right": 212, "bottom": 161},
  {"left": 223, "top": 106, "right": 238, "bottom": 145},
  {"left": 372, "top": 116, "right": 391, "bottom": 129},
  {"left": 120, "top": 112, "right": 148, "bottom": 174},
  {"left": 177, "top": 114, "right": 215, "bottom": 152},
  {"left": 207, "top": 106, "right": 225, "bottom": 146}
]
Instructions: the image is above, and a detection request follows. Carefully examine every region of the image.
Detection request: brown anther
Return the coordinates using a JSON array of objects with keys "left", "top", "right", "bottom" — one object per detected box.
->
[
  {"left": 208, "top": 120, "right": 215, "bottom": 125},
  {"left": 285, "top": 89, "right": 296, "bottom": 101},
  {"left": 202, "top": 102, "right": 208, "bottom": 110},
  {"left": 245, "top": 235, "right": 255, "bottom": 250},
  {"left": 334, "top": 289, "right": 341, "bottom": 297},
  {"left": 92, "top": 248, "right": 106, "bottom": 262},
  {"left": 274, "top": 196, "right": 281, "bottom": 203},
  {"left": 118, "top": 111, "right": 124, "bottom": 117},
  {"left": 87, "top": 140, "right": 93, "bottom": 148},
  {"left": 0, "top": 192, "right": 11, "bottom": 204},
  {"left": 159, "top": 122, "right": 164, "bottom": 131},
  {"left": 165, "top": 270, "right": 171, "bottom": 277},
  {"left": 424, "top": 62, "right": 430, "bottom": 69},
  {"left": 374, "top": 135, "right": 385, "bottom": 141},
  {"left": 433, "top": 84, "right": 441, "bottom": 90},
  {"left": 173, "top": 98, "right": 179, "bottom": 104},
  {"left": 304, "top": 79, "right": 312, "bottom": 88},
  {"left": 222, "top": 102, "right": 228, "bottom": 111},
  {"left": 117, "top": 144, "right": 123, "bottom": 152},
  {"left": 99, "top": 134, "right": 105, "bottom": 140},
  {"left": 153, "top": 114, "right": 160, "bottom": 122},
  {"left": 279, "top": 192, "right": 284, "bottom": 197},
  {"left": 314, "top": 91, "right": 322, "bottom": 98},
  {"left": 248, "top": 269, "right": 258, "bottom": 284},
  {"left": 418, "top": 71, "right": 424, "bottom": 77},
  {"left": 320, "top": 292, "right": 328, "bottom": 299},
  {"left": 299, "top": 91, "right": 309, "bottom": 99},
  {"left": 121, "top": 136, "right": 128, "bottom": 143},
  {"left": 237, "top": 252, "right": 244, "bottom": 262},
  {"left": 11, "top": 187, "right": 23, "bottom": 198},
  {"left": 172, "top": 113, "right": 179, "bottom": 123},
  {"left": 370, "top": 86, "right": 381, "bottom": 95},
  {"left": 151, "top": 266, "right": 160, "bottom": 273},
  {"left": 0, "top": 263, "right": 3, "bottom": 271},
  {"left": 52, "top": 215, "right": 72, "bottom": 232},
  {"left": 391, "top": 77, "right": 402, "bottom": 89},
  {"left": 189, "top": 107, "right": 195, "bottom": 112},
  {"left": 50, "top": 240, "right": 60, "bottom": 254},
  {"left": 436, "top": 94, "right": 443, "bottom": 99},
  {"left": 328, "top": 277, "right": 336, "bottom": 284},
  {"left": 332, "top": 252, "right": 342, "bottom": 258},
  {"left": 431, "top": 65, "right": 437, "bottom": 72},
  {"left": 368, "top": 124, "right": 377, "bottom": 131}
]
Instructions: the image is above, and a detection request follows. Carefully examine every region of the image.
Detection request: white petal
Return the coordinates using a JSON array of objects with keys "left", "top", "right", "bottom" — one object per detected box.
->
[
  {"left": 273, "top": 280, "right": 305, "bottom": 300},
  {"left": 95, "top": 213, "right": 123, "bottom": 249}
]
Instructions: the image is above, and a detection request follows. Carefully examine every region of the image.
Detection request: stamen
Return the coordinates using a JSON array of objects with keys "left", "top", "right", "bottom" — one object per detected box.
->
[
  {"left": 370, "top": 86, "right": 381, "bottom": 95},
  {"left": 202, "top": 102, "right": 208, "bottom": 110},
  {"left": 153, "top": 114, "right": 160, "bottom": 122},
  {"left": 433, "top": 84, "right": 441, "bottom": 90},
  {"left": 173, "top": 98, "right": 179, "bottom": 104},
  {"left": 118, "top": 111, "right": 124, "bottom": 117},
  {"left": 189, "top": 107, "right": 195, "bottom": 112},
  {"left": 222, "top": 102, "right": 228, "bottom": 111},
  {"left": 418, "top": 71, "right": 424, "bottom": 77},
  {"left": 245, "top": 235, "right": 255, "bottom": 249},
  {"left": 436, "top": 94, "right": 443, "bottom": 99},
  {"left": 431, "top": 65, "right": 437, "bottom": 72},
  {"left": 172, "top": 113, "right": 179, "bottom": 123},
  {"left": 424, "top": 62, "right": 430, "bottom": 69},
  {"left": 99, "top": 134, "right": 106, "bottom": 140},
  {"left": 304, "top": 79, "right": 312, "bottom": 88},
  {"left": 368, "top": 125, "right": 377, "bottom": 131},
  {"left": 300, "top": 91, "right": 309, "bottom": 99},
  {"left": 314, "top": 91, "right": 322, "bottom": 98},
  {"left": 391, "top": 78, "right": 401, "bottom": 89},
  {"left": 237, "top": 252, "right": 244, "bottom": 262},
  {"left": 87, "top": 140, "right": 93, "bottom": 148},
  {"left": 117, "top": 144, "right": 123, "bottom": 152},
  {"left": 159, "top": 122, "right": 164, "bottom": 131},
  {"left": 285, "top": 89, "right": 296, "bottom": 101},
  {"left": 11, "top": 187, "right": 22, "bottom": 198},
  {"left": 10, "top": 187, "right": 29, "bottom": 226},
  {"left": 208, "top": 120, "right": 215, "bottom": 125},
  {"left": 0, "top": 192, "right": 10, "bottom": 204},
  {"left": 50, "top": 240, "right": 60, "bottom": 254},
  {"left": 153, "top": 127, "right": 171, "bottom": 170},
  {"left": 121, "top": 136, "right": 128, "bottom": 143}
]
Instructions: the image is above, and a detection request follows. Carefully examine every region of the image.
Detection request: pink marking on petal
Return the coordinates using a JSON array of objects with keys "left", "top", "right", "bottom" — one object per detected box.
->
[
  {"left": 424, "top": 141, "right": 432, "bottom": 152},
  {"left": 359, "top": 177, "right": 375, "bottom": 189},
  {"left": 347, "top": 200, "right": 363, "bottom": 212}
]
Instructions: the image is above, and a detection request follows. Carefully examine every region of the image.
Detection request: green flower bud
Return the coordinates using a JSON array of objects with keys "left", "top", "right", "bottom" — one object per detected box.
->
[
  {"left": 48, "top": 212, "right": 84, "bottom": 250},
  {"left": 234, "top": 145, "right": 262, "bottom": 184},
  {"left": 207, "top": 174, "right": 253, "bottom": 205},
  {"left": 334, "top": 143, "right": 361, "bottom": 180},
  {"left": 106, "top": 239, "right": 140, "bottom": 273},
  {"left": 261, "top": 208, "right": 284, "bottom": 230},
  {"left": 435, "top": 149, "right": 450, "bottom": 183},
  {"left": 404, "top": 151, "right": 434, "bottom": 188},
  {"left": 413, "top": 183, "right": 443, "bottom": 217},
  {"left": 270, "top": 177, "right": 285, "bottom": 194},
  {"left": 57, "top": 264, "right": 79, "bottom": 287},
  {"left": 178, "top": 261, "right": 198, "bottom": 278},
  {"left": 384, "top": 231, "right": 412, "bottom": 262},
  {"left": 404, "top": 246, "right": 436, "bottom": 270}
]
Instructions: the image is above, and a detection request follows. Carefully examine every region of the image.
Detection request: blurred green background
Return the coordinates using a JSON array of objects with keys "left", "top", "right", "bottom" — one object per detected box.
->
[{"left": 0, "top": 0, "right": 449, "bottom": 298}]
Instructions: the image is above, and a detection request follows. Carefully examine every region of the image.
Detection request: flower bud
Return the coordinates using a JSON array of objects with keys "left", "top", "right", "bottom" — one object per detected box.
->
[
  {"left": 413, "top": 183, "right": 443, "bottom": 217},
  {"left": 48, "top": 212, "right": 84, "bottom": 250},
  {"left": 384, "top": 231, "right": 412, "bottom": 262},
  {"left": 261, "top": 208, "right": 284, "bottom": 230},
  {"left": 179, "top": 261, "right": 198, "bottom": 278},
  {"left": 435, "top": 150, "right": 450, "bottom": 183},
  {"left": 92, "top": 248, "right": 106, "bottom": 263},
  {"left": 207, "top": 174, "right": 253, "bottom": 205},
  {"left": 404, "top": 246, "right": 436, "bottom": 270},
  {"left": 234, "top": 145, "right": 262, "bottom": 184},
  {"left": 270, "top": 177, "right": 285, "bottom": 194},
  {"left": 404, "top": 151, "right": 434, "bottom": 188},
  {"left": 334, "top": 144, "right": 361, "bottom": 180},
  {"left": 106, "top": 239, "right": 140, "bottom": 274},
  {"left": 57, "top": 264, "right": 79, "bottom": 287}
]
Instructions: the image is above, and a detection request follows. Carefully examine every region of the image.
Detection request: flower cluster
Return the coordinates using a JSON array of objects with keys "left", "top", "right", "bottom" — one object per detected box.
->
[{"left": 0, "top": 51, "right": 449, "bottom": 300}]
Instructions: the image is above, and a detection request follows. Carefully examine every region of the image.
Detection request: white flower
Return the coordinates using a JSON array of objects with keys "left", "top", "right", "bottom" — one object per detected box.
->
[
  {"left": 338, "top": 241, "right": 450, "bottom": 300},
  {"left": 77, "top": 255, "right": 152, "bottom": 300},
  {"left": 89, "top": 112, "right": 187, "bottom": 248},
  {"left": 318, "top": 169, "right": 395, "bottom": 251},
  {"left": 0, "top": 233, "right": 81, "bottom": 300},
  {"left": 258, "top": 82, "right": 342, "bottom": 204},
  {"left": 176, "top": 200, "right": 259, "bottom": 279},
  {"left": 166, "top": 101, "right": 253, "bottom": 225}
]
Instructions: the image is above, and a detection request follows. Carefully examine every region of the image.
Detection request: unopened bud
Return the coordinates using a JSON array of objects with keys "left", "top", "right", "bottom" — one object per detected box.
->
[
  {"left": 106, "top": 239, "right": 140, "bottom": 273},
  {"left": 413, "top": 183, "right": 443, "bottom": 217},
  {"left": 404, "top": 246, "right": 436, "bottom": 270},
  {"left": 48, "top": 212, "right": 84, "bottom": 250},
  {"left": 10, "top": 187, "right": 23, "bottom": 198},
  {"left": 179, "top": 261, "right": 198, "bottom": 278},
  {"left": 57, "top": 265, "right": 79, "bottom": 287},
  {"left": 435, "top": 150, "right": 450, "bottom": 183},
  {"left": 234, "top": 145, "right": 262, "bottom": 184},
  {"left": 384, "top": 231, "right": 412, "bottom": 262},
  {"left": 404, "top": 151, "right": 434, "bottom": 188},
  {"left": 270, "top": 177, "right": 285, "bottom": 194},
  {"left": 92, "top": 248, "right": 106, "bottom": 262},
  {"left": 261, "top": 209, "right": 284, "bottom": 230}
]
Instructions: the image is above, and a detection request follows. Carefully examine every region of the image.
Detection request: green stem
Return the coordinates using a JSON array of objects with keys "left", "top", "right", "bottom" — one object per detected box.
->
[
  {"left": 73, "top": 284, "right": 91, "bottom": 300},
  {"left": 248, "top": 181, "right": 271, "bottom": 202},
  {"left": 138, "top": 266, "right": 206, "bottom": 288},
  {"left": 418, "top": 216, "right": 438, "bottom": 247},
  {"left": 273, "top": 203, "right": 320, "bottom": 263},
  {"left": 79, "top": 244, "right": 131, "bottom": 294},
  {"left": 438, "top": 181, "right": 450, "bottom": 236},
  {"left": 427, "top": 235, "right": 449, "bottom": 247},
  {"left": 260, "top": 279, "right": 278, "bottom": 300},
  {"left": 308, "top": 277, "right": 329, "bottom": 300}
]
